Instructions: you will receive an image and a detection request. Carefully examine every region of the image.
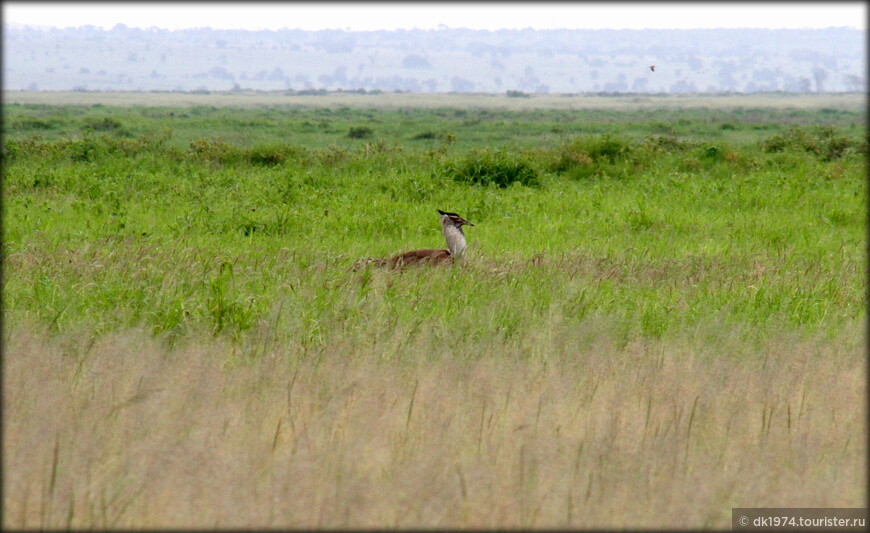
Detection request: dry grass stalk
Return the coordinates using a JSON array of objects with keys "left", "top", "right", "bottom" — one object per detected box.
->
[{"left": 3, "top": 325, "right": 865, "bottom": 528}]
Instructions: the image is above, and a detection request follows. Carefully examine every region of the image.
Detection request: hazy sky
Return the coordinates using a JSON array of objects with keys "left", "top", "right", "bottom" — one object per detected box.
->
[{"left": 4, "top": 2, "right": 866, "bottom": 31}]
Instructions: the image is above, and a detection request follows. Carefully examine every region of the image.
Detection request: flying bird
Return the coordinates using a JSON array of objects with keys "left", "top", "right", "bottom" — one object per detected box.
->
[{"left": 649, "top": 65, "right": 655, "bottom": 72}]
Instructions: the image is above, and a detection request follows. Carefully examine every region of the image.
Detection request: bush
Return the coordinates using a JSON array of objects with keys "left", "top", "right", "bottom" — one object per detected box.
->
[
  {"left": 12, "top": 132, "right": 171, "bottom": 163},
  {"left": 412, "top": 131, "right": 439, "bottom": 140},
  {"left": 551, "top": 146, "right": 593, "bottom": 174},
  {"left": 760, "top": 134, "right": 789, "bottom": 153},
  {"left": 701, "top": 145, "right": 723, "bottom": 160},
  {"left": 3, "top": 137, "right": 58, "bottom": 162},
  {"left": 65, "top": 136, "right": 106, "bottom": 162},
  {"left": 445, "top": 149, "right": 540, "bottom": 188},
  {"left": 347, "top": 126, "right": 374, "bottom": 139},
  {"left": 245, "top": 144, "right": 291, "bottom": 166},
  {"left": 188, "top": 139, "right": 241, "bottom": 165},
  {"left": 13, "top": 117, "right": 56, "bottom": 130},
  {"left": 821, "top": 135, "right": 856, "bottom": 161},
  {"left": 760, "top": 126, "right": 859, "bottom": 161},
  {"left": 82, "top": 116, "right": 123, "bottom": 132},
  {"left": 586, "top": 135, "right": 632, "bottom": 163},
  {"left": 650, "top": 121, "right": 677, "bottom": 135},
  {"left": 550, "top": 134, "right": 635, "bottom": 174},
  {"left": 643, "top": 134, "right": 685, "bottom": 152}
]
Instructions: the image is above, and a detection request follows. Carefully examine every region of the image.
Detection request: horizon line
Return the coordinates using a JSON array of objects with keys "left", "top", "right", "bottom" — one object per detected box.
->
[{"left": 4, "top": 22, "right": 863, "bottom": 32}]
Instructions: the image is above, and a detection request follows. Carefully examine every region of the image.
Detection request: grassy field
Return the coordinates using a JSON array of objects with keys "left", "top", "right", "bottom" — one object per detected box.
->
[
  {"left": 3, "top": 89, "right": 866, "bottom": 111},
  {"left": 3, "top": 94, "right": 867, "bottom": 528}
]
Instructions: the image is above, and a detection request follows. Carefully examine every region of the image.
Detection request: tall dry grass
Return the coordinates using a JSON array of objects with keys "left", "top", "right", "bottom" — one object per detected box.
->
[{"left": 3, "top": 322, "right": 865, "bottom": 529}]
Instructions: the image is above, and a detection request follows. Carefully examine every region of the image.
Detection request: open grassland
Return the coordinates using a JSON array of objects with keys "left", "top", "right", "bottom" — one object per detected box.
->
[
  {"left": 3, "top": 89, "right": 866, "bottom": 111},
  {"left": 3, "top": 98, "right": 867, "bottom": 528}
]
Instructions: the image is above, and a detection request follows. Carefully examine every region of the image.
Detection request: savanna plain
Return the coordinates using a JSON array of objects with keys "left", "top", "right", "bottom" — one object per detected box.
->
[{"left": 2, "top": 93, "right": 867, "bottom": 528}]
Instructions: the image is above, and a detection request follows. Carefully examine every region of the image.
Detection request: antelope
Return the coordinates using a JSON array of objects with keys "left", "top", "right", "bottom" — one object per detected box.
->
[{"left": 358, "top": 210, "right": 474, "bottom": 268}]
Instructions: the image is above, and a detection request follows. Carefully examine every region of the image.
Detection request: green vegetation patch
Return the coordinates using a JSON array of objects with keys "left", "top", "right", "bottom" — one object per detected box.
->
[
  {"left": 445, "top": 148, "right": 540, "bottom": 188},
  {"left": 2, "top": 102, "right": 866, "bottom": 345}
]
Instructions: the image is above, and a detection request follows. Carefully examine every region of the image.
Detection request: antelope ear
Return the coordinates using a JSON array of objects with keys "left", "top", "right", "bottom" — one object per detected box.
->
[{"left": 437, "top": 209, "right": 447, "bottom": 215}]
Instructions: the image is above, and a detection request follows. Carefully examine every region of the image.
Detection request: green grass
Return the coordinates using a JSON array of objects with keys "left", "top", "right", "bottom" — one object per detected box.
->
[{"left": 3, "top": 103, "right": 866, "bottom": 345}]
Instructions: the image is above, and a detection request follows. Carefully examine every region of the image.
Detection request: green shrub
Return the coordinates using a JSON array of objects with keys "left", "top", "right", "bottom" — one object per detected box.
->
[
  {"left": 587, "top": 135, "right": 632, "bottom": 163},
  {"left": 701, "top": 145, "right": 723, "bottom": 160},
  {"left": 550, "top": 134, "right": 636, "bottom": 175},
  {"left": 2, "top": 137, "right": 58, "bottom": 162},
  {"left": 245, "top": 144, "right": 291, "bottom": 166},
  {"left": 315, "top": 145, "right": 352, "bottom": 166},
  {"left": 64, "top": 135, "right": 105, "bottom": 162},
  {"left": 650, "top": 121, "right": 677, "bottom": 135},
  {"left": 760, "top": 126, "right": 859, "bottom": 161},
  {"left": 760, "top": 134, "right": 789, "bottom": 153},
  {"left": 565, "top": 161, "right": 598, "bottom": 181},
  {"left": 563, "top": 135, "right": 633, "bottom": 164},
  {"left": 188, "top": 139, "right": 242, "bottom": 165},
  {"left": 411, "top": 131, "right": 439, "bottom": 140},
  {"left": 551, "top": 146, "right": 593, "bottom": 174},
  {"left": 347, "top": 126, "right": 374, "bottom": 139},
  {"left": 643, "top": 134, "right": 685, "bottom": 152},
  {"left": 822, "top": 135, "right": 855, "bottom": 161},
  {"left": 445, "top": 149, "right": 540, "bottom": 188},
  {"left": 13, "top": 117, "right": 56, "bottom": 130},
  {"left": 82, "top": 116, "right": 123, "bottom": 132}
]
